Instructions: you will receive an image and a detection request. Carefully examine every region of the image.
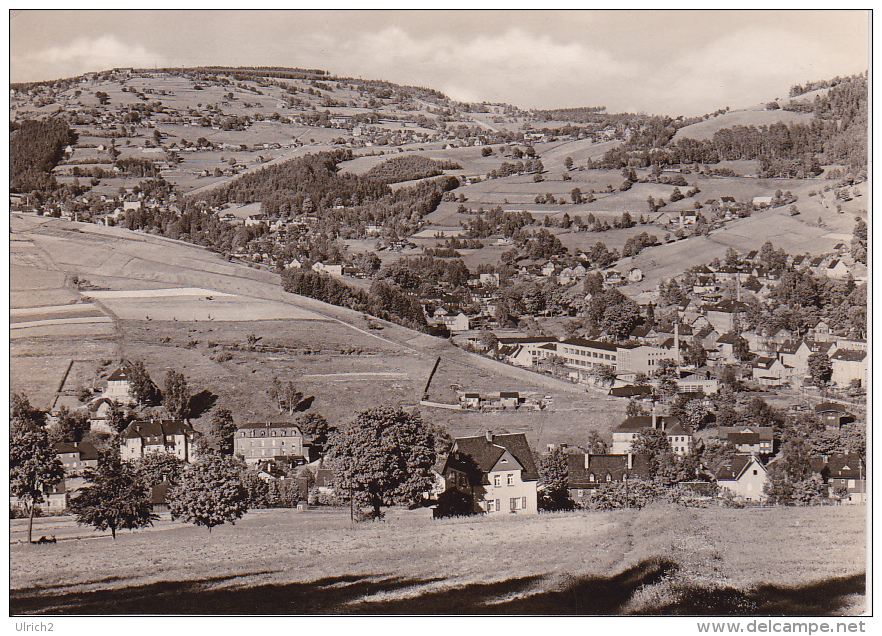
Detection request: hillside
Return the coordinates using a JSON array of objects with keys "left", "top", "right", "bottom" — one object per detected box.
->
[
  {"left": 672, "top": 108, "right": 815, "bottom": 142},
  {"left": 10, "top": 214, "right": 626, "bottom": 447}
]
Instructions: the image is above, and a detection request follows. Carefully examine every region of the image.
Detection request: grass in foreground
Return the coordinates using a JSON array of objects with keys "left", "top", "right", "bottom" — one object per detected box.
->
[{"left": 10, "top": 503, "right": 865, "bottom": 615}]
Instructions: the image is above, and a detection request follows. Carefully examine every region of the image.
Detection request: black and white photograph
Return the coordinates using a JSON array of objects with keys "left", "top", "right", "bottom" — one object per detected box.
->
[{"left": 8, "top": 8, "right": 870, "bottom": 622}]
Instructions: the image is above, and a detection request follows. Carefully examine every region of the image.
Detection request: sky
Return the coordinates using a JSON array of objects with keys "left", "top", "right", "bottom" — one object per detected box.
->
[{"left": 9, "top": 9, "right": 870, "bottom": 116}]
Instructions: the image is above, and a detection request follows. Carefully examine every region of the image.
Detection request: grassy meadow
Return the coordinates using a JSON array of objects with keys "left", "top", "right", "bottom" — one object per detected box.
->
[{"left": 10, "top": 504, "right": 866, "bottom": 615}]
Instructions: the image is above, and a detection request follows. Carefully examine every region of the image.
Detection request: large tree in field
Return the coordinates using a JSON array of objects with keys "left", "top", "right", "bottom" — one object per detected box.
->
[
  {"left": 168, "top": 453, "right": 248, "bottom": 532},
  {"left": 70, "top": 452, "right": 157, "bottom": 539},
  {"left": 325, "top": 406, "right": 436, "bottom": 519},
  {"left": 10, "top": 422, "right": 65, "bottom": 543},
  {"left": 163, "top": 370, "right": 190, "bottom": 419}
]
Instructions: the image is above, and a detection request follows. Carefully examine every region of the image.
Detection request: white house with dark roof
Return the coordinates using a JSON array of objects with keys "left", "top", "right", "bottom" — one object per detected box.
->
[
  {"left": 435, "top": 432, "right": 538, "bottom": 515},
  {"left": 102, "top": 366, "right": 134, "bottom": 405},
  {"left": 715, "top": 455, "right": 768, "bottom": 502},
  {"left": 830, "top": 349, "right": 867, "bottom": 387}
]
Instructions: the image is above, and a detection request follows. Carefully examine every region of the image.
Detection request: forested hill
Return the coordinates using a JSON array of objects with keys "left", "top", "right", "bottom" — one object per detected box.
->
[
  {"left": 592, "top": 73, "right": 867, "bottom": 177},
  {"left": 189, "top": 151, "right": 459, "bottom": 234},
  {"left": 10, "top": 119, "right": 77, "bottom": 193}
]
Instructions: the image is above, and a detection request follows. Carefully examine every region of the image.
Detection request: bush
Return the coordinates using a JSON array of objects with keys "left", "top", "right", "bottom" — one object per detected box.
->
[{"left": 433, "top": 488, "right": 476, "bottom": 519}]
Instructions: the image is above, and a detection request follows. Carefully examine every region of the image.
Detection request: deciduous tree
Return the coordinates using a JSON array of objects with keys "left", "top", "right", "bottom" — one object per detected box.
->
[
  {"left": 168, "top": 453, "right": 249, "bottom": 532},
  {"left": 70, "top": 452, "right": 157, "bottom": 539},
  {"left": 325, "top": 406, "right": 436, "bottom": 519},
  {"left": 537, "top": 447, "right": 573, "bottom": 511},
  {"left": 163, "top": 370, "right": 191, "bottom": 419},
  {"left": 10, "top": 423, "right": 64, "bottom": 543}
]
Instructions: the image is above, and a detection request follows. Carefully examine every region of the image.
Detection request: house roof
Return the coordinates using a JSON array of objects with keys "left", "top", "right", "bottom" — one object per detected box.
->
[
  {"left": 123, "top": 420, "right": 196, "bottom": 440},
  {"left": 238, "top": 422, "right": 304, "bottom": 434},
  {"left": 566, "top": 453, "right": 651, "bottom": 487},
  {"left": 814, "top": 402, "right": 847, "bottom": 414},
  {"left": 830, "top": 349, "right": 866, "bottom": 362},
  {"left": 447, "top": 434, "right": 539, "bottom": 481},
  {"left": 614, "top": 416, "right": 686, "bottom": 434},
  {"left": 77, "top": 441, "right": 99, "bottom": 460},
  {"left": 752, "top": 357, "right": 778, "bottom": 369},
  {"left": 499, "top": 391, "right": 519, "bottom": 399},
  {"left": 810, "top": 453, "right": 865, "bottom": 480},
  {"left": 717, "top": 426, "right": 773, "bottom": 441},
  {"left": 497, "top": 336, "right": 557, "bottom": 345},
  {"left": 106, "top": 367, "right": 129, "bottom": 382},
  {"left": 609, "top": 386, "right": 653, "bottom": 398},
  {"left": 715, "top": 454, "right": 764, "bottom": 481},
  {"left": 705, "top": 299, "right": 751, "bottom": 314},
  {"left": 54, "top": 442, "right": 80, "bottom": 455},
  {"left": 559, "top": 337, "right": 617, "bottom": 352}
]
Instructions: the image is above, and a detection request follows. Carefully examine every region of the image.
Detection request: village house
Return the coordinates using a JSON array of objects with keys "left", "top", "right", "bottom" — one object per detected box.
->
[
  {"left": 101, "top": 366, "right": 135, "bottom": 405},
  {"left": 715, "top": 454, "right": 768, "bottom": 502},
  {"left": 311, "top": 262, "right": 343, "bottom": 277},
  {"left": 811, "top": 453, "right": 866, "bottom": 504},
  {"left": 702, "top": 299, "right": 752, "bottom": 332},
  {"left": 752, "top": 356, "right": 790, "bottom": 387},
  {"left": 54, "top": 441, "right": 99, "bottom": 474},
  {"left": 830, "top": 349, "right": 867, "bottom": 387},
  {"left": 611, "top": 412, "right": 693, "bottom": 456},
  {"left": 716, "top": 426, "right": 774, "bottom": 455},
  {"left": 234, "top": 422, "right": 306, "bottom": 464},
  {"left": 435, "top": 432, "right": 539, "bottom": 515},
  {"left": 566, "top": 451, "right": 651, "bottom": 506},
  {"left": 120, "top": 420, "right": 199, "bottom": 463}
]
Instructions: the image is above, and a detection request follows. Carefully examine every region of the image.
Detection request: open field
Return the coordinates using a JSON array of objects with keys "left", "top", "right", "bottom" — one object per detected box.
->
[
  {"left": 674, "top": 108, "right": 816, "bottom": 142},
  {"left": 10, "top": 504, "right": 865, "bottom": 615},
  {"left": 10, "top": 216, "right": 626, "bottom": 445}
]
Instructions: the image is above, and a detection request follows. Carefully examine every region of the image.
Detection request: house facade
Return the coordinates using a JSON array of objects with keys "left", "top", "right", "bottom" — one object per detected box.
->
[
  {"left": 103, "top": 366, "right": 134, "bottom": 405},
  {"left": 717, "top": 426, "right": 774, "bottom": 455},
  {"left": 715, "top": 455, "right": 768, "bottom": 502},
  {"left": 234, "top": 422, "right": 306, "bottom": 464},
  {"left": 436, "top": 432, "right": 539, "bottom": 515},
  {"left": 611, "top": 414, "right": 693, "bottom": 456},
  {"left": 830, "top": 349, "right": 867, "bottom": 387},
  {"left": 120, "top": 420, "right": 198, "bottom": 463},
  {"left": 566, "top": 452, "right": 650, "bottom": 506}
]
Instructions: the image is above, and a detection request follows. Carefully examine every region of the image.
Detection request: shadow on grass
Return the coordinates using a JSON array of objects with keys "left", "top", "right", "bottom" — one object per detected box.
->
[{"left": 10, "top": 562, "right": 865, "bottom": 616}]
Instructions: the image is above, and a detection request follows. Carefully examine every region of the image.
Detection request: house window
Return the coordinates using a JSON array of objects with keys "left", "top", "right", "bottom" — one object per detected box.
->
[
  {"left": 589, "top": 473, "right": 595, "bottom": 482},
  {"left": 522, "top": 497, "right": 527, "bottom": 509},
  {"left": 577, "top": 489, "right": 584, "bottom": 498},
  {"left": 494, "top": 475, "right": 501, "bottom": 487},
  {"left": 507, "top": 473, "right": 514, "bottom": 486},
  {"left": 510, "top": 497, "right": 518, "bottom": 511},
  {"left": 753, "top": 470, "right": 758, "bottom": 475},
  {"left": 606, "top": 473, "right": 612, "bottom": 482},
  {"left": 488, "top": 499, "right": 495, "bottom": 513},
  {"left": 496, "top": 499, "right": 500, "bottom": 511}
]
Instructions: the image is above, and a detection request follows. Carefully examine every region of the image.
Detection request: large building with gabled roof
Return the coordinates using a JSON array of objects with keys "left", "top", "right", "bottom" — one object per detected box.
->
[
  {"left": 120, "top": 419, "right": 199, "bottom": 463},
  {"left": 234, "top": 422, "right": 305, "bottom": 464},
  {"left": 435, "top": 432, "right": 538, "bottom": 515}
]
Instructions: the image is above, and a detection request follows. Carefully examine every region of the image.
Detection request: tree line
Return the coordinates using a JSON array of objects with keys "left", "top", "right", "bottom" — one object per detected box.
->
[
  {"left": 281, "top": 267, "right": 428, "bottom": 331},
  {"left": 10, "top": 119, "right": 77, "bottom": 193}
]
